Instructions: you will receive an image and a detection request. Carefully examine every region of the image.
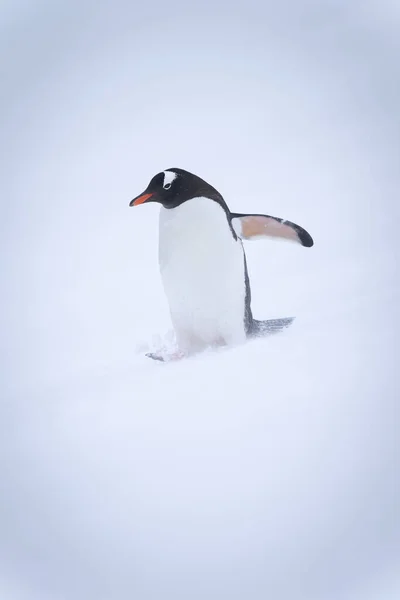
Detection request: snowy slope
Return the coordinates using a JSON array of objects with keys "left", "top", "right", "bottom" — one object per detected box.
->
[{"left": 1, "top": 2, "right": 399, "bottom": 599}]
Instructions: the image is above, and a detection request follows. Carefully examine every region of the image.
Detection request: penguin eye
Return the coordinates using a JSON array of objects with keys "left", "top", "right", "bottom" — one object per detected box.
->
[{"left": 163, "top": 183, "right": 172, "bottom": 190}]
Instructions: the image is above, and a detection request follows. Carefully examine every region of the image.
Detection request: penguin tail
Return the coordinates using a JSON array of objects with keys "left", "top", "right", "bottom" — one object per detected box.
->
[{"left": 249, "top": 317, "right": 295, "bottom": 338}]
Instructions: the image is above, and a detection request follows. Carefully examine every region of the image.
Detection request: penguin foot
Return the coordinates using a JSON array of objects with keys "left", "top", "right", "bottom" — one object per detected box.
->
[
  {"left": 146, "top": 349, "right": 186, "bottom": 362},
  {"left": 145, "top": 352, "right": 166, "bottom": 362}
]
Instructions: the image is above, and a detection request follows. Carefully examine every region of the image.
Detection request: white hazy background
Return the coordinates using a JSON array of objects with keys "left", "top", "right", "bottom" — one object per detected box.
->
[{"left": 1, "top": 1, "right": 399, "bottom": 599}]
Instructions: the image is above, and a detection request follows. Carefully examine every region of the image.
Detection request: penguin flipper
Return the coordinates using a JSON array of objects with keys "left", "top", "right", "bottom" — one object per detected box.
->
[
  {"left": 231, "top": 213, "right": 313, "bottom": 248},
  {"left": 250, "top": 317, "right": 295, "bottom": 338}
]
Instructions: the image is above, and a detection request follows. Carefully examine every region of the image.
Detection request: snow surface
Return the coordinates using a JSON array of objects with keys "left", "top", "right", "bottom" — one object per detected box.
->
[{"left": 1, "top": 1, "right": 399, "bottom": 599}]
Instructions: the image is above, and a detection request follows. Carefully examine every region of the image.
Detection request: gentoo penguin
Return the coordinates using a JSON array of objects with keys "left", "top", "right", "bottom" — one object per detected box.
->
[{"left": 130, "top": 168, "right": 313, "bottom": 359}]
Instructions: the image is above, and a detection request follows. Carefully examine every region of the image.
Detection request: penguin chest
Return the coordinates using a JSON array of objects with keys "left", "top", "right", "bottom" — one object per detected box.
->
[{"left": 158, "top": 198, "right": 246, "bottom": 350}]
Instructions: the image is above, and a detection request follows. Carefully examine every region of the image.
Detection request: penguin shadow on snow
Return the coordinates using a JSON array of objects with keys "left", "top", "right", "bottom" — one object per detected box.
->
[{"left": 129, "top": 168, "right": 314, "bottom": 363}]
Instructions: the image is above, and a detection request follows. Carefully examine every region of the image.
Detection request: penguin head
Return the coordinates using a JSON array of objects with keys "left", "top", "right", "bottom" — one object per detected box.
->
[{"left": 129, "top": 168, "right": 224, "bottom": 210}]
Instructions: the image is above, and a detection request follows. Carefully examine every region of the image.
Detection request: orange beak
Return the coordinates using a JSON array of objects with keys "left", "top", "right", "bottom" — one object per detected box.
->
[{"left": 129, "top": 193, "right": 153, "bottom": 207}]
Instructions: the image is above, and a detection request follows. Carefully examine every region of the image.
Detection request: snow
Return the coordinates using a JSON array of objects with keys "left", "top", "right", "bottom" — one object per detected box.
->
[{"left": 1, "top": 2, "right": 399, "bottom": 599}]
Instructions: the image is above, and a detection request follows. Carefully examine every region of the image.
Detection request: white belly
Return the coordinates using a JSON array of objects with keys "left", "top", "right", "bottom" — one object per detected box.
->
[{"left": 159, "top": 198, "right": 247, "bottom": 353}]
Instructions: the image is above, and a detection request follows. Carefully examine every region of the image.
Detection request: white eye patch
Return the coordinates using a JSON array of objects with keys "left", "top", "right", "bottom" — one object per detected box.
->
[{"left": 163, "top": 171, "right": 177, "bottom": 189}]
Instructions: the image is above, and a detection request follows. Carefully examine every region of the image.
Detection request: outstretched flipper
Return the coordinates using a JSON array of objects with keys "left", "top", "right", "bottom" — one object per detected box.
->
[
  {"left": 231, "top": 213, "right": 313, "bottom": 247},
  {"left": 250, "top": 317, "right": 295, "bottom": 338}
]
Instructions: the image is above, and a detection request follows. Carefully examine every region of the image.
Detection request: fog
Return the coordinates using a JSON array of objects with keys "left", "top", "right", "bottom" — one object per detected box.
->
[{"left": 1, "top": 1, "right": 399, "bottom": 599}]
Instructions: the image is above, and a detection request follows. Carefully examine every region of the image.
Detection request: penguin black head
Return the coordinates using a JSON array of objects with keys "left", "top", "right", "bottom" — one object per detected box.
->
[{"left": 129, "top": 168, "right": 226, "bottom": 210}]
